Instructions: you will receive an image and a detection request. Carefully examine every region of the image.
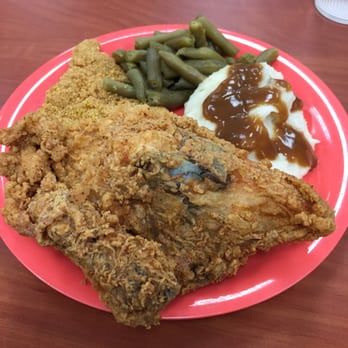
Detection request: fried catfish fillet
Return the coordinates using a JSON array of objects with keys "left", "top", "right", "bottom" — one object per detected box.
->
[{"left": 0, "top": 40, "right": 335, "bottom": 327}]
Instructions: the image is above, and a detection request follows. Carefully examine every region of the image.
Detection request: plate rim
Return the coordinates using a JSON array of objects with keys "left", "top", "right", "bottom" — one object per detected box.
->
[{"left": 1, "top": 24, "right": 348, "bottom": 320}]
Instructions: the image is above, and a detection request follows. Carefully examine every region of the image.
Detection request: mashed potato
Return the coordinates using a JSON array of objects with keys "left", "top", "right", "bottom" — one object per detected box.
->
[{"left": 184, "top": 62, "right": 318, "bottom": 178}]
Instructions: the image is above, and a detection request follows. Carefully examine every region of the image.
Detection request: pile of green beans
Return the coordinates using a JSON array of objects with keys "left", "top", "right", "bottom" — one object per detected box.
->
[{"left": 103, "top": 16, "right": 279, "bottom": 108}]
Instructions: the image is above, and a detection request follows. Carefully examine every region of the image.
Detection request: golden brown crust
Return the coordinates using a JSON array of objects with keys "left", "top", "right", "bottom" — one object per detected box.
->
[{"left": 0, "top": 39, "right": 335, "bottom": 327}]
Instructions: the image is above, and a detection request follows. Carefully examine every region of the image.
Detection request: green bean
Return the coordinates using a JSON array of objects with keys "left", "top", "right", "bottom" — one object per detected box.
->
[
  {"left": 103, "top": 78, "right": 136, "bottom": 98},
  {"left": 160, "top": 60, "right": 179, "bottom": 79},
  {"left": 146, "top": 89, "right": 192, "bottom": 108},
  {"left": 237, "top": 53, "right": 257, "bottom": 64},
  {"left": 176, "top": 47, "right": 225, "bottom": 61},
  {"left": 105, "top": 16, "right": 280, "bottom": 109},
  {"left": 196, "top": 15, "right": 239, "bottom": 56},
  {"left": 126, "top": 68, "right": 146, "bottom": 102},
  {"left": 205, "top": 40, "right": 223, "bottom": 58},
  {"left": 146, "top": 47, "right": 162, "bottom": 90},
  {"left": 120, "top": 62, "right": 137, "bottom": 72},
  {"left": 171, "top": 77, "right": 195, "bottom": 90},
  {"left": 224, "top": 56, "right": 236, "bottom": 64},
  {"left": 185, "top": 59, "right": 226, "bottom": 75},
  {"left": 207, "top": 39, "right": 217, "bottom": 51},
  {"left": 138, "top": 60, "right": 147, "bottom": 75},
  {"left": 255, "top": 47, "right": 279, "bottom": 64},
  {"left": 149, "top": 41, "right": 174, "bottom": 53},
  {"left": 112, "top": 49, "right": 126, "bottom": 63},
  {"left": 163, "top": 79, "right": 175, "bottom": 88},
  {"left": 189, "top": 20, "right": 208, "bottom": 47},
  {"left": 124, "top": 49, "right": 147, "bottom": 63},
  {"left": 165, "top": 35, "right": 195, "bottom": 50},
  {"left": 134, "top": 29, "right": 190, "bottom": 49},
  {"left": 158, "top": 50, "right": 206, "bottom": 85}
]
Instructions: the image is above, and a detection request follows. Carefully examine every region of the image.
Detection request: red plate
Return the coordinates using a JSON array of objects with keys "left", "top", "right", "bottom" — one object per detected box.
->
[{"left": 1, "top": 25, "right": 348, "bottom": 320}]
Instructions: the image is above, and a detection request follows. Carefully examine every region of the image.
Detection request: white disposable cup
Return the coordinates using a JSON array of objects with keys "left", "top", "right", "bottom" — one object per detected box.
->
[{"left": 314, "top": 0, "right": 348, "bottom": 24}]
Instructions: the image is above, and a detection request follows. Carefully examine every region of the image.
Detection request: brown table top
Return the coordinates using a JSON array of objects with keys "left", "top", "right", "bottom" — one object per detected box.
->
[{"left": 1, "top": 0, "right": 347, "bottom": 347}]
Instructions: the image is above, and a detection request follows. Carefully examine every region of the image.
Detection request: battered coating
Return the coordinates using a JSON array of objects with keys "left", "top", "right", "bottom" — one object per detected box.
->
[{"left": 0, "top": 40, "right": 335, "bottom": 327}]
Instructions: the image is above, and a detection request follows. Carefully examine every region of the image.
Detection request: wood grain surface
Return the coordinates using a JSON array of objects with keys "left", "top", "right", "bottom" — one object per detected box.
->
[{"left": 0, "top": 0, "right": 347, "bottom": 347}]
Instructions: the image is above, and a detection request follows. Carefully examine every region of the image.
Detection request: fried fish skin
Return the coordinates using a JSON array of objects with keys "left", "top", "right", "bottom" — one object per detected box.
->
[{"left": 0, "top": 39, "right": 335, "bottom": 327}]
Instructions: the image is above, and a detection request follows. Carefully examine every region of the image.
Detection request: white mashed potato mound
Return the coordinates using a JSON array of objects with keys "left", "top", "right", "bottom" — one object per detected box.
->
[{"left": 184, "top": 62, "right": 318, "bottom": 178}]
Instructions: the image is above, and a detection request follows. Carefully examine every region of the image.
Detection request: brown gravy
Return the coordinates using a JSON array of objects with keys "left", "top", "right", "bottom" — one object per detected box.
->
[{"left": 202, "top": 63, "right": 317, "bottom": 169}]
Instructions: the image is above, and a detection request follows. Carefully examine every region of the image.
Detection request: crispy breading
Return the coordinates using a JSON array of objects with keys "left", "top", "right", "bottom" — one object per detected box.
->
[{"left": 0, "top": 39, "right": 336, "bottom": 327}]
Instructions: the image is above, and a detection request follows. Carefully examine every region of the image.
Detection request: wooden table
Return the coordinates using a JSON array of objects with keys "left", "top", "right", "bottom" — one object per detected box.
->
[{"left": 1, "top": 0, "right": 347, "bottom": 347}]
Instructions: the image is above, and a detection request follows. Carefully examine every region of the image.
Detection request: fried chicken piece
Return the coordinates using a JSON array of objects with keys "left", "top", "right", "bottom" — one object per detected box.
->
[
  {"left": 25, "top": 183, "right": 179, "bottom": 328},
  {"left": 0, "top": 40, "right": 336, "bottom": 327},
  {"left": 0, "top": 115, "right": 181, "bottom": 328}
]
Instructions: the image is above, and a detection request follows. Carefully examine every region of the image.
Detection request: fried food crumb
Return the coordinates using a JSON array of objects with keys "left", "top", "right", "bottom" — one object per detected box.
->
[{"left": 0, "top": 39, "right": 336, "bottom": 328}]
